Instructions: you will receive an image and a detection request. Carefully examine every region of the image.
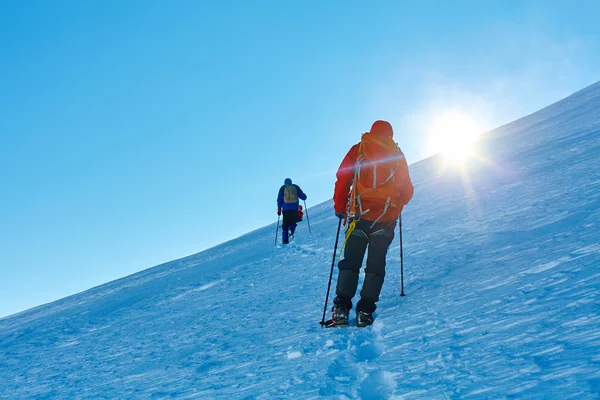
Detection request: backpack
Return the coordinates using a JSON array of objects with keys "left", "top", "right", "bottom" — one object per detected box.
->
[
  {"left": 351, "top": 133, "right": 404, "bottom": 223},
  {"left": 283, "top": 184, "right": 299, "bottom": 204}
]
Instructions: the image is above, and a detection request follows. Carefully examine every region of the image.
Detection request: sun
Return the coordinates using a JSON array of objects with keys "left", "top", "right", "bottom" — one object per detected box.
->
[{"left": 427, "top": 111, "right": 485, "bottom": 163}]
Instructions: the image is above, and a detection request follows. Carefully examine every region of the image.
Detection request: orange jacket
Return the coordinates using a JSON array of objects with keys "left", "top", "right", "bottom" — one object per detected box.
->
[{"left": 333, "top": 121, "right": 414, "bottom": 221}]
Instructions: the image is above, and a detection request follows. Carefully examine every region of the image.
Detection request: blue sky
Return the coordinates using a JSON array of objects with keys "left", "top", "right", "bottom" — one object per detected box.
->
[{"left": 1, "top": 0, "right": 599, "bottom": 318}]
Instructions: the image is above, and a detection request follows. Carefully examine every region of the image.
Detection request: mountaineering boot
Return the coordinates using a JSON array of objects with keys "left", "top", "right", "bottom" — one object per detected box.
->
[
  {"left": 356, "top": 310, "right": 374, "bottom": 327},
  {"left": 282, "top": 229, "right": 289, "bottom": 244},
  {"left": 331, "top": 305, "right": 349, "bottom": 326}
]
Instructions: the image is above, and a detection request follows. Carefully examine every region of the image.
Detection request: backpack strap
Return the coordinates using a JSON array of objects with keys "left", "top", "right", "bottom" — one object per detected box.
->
[
  {"left": 368, "top": 197, "right": 392, "bottom": 228},
  {"left": 347, "top": 142, "right": 364, "bottom": 221}
]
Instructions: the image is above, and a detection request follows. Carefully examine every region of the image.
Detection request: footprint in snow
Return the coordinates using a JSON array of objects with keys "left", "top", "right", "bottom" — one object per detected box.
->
[{"left": 358, "top": 370, "right": 397, "bottom": 400}]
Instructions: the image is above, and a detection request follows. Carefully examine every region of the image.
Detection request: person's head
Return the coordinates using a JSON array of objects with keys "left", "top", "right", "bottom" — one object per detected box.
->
[
  {"left": 369, "top": 120, "right": 393, "bottom": 138},
  {"left": 284, "top": 178, "right": 292, "bottom": 185}
]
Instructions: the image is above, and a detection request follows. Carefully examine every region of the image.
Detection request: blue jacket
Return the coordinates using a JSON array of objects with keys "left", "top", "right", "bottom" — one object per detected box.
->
[{"left": 277, "top": 184, "right": 307, "bottom": 211}]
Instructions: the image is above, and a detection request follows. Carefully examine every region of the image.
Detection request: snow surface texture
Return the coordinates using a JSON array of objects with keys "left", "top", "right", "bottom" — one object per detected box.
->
[{"left": 1, "top": 82, "right": 600, "bottom": 399}]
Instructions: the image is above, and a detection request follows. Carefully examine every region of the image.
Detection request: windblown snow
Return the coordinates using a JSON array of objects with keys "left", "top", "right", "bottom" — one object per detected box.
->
[{"left": 1, "top": 82, "right": 599, "bottom": 399}]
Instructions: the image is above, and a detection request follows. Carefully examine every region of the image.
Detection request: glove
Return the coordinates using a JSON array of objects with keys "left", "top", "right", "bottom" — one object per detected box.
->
[
  {"left": 335, "top": 211, "right": 345, "bottom": 219},
  {"left": 277, "top": 208, "right": 282, "bottom": 216}
]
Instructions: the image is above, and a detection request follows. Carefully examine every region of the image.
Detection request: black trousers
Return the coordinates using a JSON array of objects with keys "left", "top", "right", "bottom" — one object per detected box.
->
[
  {"left": 334, "top": 218, "right": 395, "bottom": 313},
  {"left": 282, "top": 210, "right": 298, "bottom": 231}
]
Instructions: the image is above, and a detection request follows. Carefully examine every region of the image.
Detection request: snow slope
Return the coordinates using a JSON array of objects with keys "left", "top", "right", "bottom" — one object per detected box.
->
[{"left": 1, "top": 82, "right": 600, "bottom": 399}]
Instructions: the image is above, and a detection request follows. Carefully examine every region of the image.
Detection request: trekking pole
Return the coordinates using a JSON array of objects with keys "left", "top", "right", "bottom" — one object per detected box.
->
[
  {"left": 303, "top": 200, "right": 312, "bottom": 234},
  {"left": 399, "top": 214, "right": 405, "bottom": 296},
  {"left": 320, "top": 218, "right": 342, "bottom": 325},
  {"left": 274, "top": 215, "right": 280, "bottom": 246}
]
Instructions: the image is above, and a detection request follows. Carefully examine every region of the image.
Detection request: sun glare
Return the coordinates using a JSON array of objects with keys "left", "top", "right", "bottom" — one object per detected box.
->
[{"left": 427, "top": 111, "right": 485, "bottom": 164}]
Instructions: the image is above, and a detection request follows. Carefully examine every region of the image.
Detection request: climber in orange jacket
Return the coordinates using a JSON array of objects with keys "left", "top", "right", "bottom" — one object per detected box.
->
[{"left": 331, "top": 120, "right": 414, "bottom": 326}]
